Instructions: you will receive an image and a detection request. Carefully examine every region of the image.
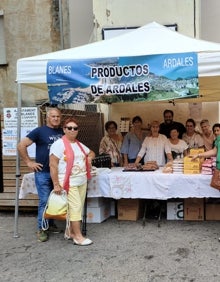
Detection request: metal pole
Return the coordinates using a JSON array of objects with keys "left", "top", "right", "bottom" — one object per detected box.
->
[{"left": 13, "top": 83, "right": 22, "bottom": 238}]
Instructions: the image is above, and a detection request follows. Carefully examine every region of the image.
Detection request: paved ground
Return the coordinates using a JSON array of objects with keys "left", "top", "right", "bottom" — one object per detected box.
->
[{"left": 0, "top": 212, "right": 220, "bottom": 282}]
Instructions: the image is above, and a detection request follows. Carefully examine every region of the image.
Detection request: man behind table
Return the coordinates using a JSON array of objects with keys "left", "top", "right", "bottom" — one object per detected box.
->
[
  {"left": 159, "top": 109, "right": 186, "bottom": 139},
  {"left": 17, "top": 107, "right": 63, "bottom": 242}
]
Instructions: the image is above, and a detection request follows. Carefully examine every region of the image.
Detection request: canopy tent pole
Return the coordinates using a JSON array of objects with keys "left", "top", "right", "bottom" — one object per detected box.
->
[{"left": 13, "top": 83, "right": 22, "bottom": 238}]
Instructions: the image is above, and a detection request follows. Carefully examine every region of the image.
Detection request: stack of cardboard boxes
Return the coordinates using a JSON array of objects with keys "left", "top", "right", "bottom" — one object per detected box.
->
[
  {"left": 183, "top": 148, "right": 205, "bottom": 174},
  {"left": 86, "top": 197, "right": 111, "bottom": 223},
  {"left": 167, "top": 198, "right": 220, "bottom": 221},
  {"left": 86, "top": 197, "right": 220, "bottom": 222},
  {"left": 183, "top": 156, "right": 202, "bottom": 174}
]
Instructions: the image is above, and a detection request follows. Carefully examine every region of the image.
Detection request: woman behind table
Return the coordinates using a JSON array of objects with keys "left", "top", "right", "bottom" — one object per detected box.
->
[
  {"left": 121, "top": 115, "right": 149, "bottom": 166},
  {"left": 99, "top": 120, "right": 123, "bottom": 167},
  {"left": 49, "top": 117, "right": 95, "bottom": 246},
  {"left": 168, "top": 126, "right": 188, "bottom": 159},
  {"left": 182, "top": 118, "right": 204, "bottom": 149},
  {"left": 212, "top": 123, "right": 220, "bottom": 139},
  {"left": 134, "top": 120, "right": 173, "bottom": 167},
  {"left": 211, "top": 123, "right": 220, "bottom": 149},
  {"left": 200, "top": 119, "right": 215, "bottom": 151}
]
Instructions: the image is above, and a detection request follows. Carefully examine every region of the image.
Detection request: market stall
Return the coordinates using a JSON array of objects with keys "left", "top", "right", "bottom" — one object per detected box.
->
[{"left": 15, "top": 22, "right": 220, "bottom": 236}]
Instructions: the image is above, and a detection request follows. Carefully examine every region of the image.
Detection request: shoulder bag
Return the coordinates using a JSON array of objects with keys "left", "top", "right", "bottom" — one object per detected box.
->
[
  {"left": 42, "top": 190, "right": 68, "bottom": 230},
  {"left": 210, "top": 168, "right": 220, "bottom": 191}
]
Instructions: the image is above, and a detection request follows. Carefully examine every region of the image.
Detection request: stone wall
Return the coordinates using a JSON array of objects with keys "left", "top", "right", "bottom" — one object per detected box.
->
[{"left": 0, "top": 0, "right": 69, "bottom": 111}]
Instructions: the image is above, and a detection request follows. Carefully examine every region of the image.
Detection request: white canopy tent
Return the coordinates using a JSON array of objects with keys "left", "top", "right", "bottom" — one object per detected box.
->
[
  {"left": 17, "top": 22, "right": 220, "bottom": 102},
  {"left": 14, "top": 22, "right": 220, "bottom": 237}
]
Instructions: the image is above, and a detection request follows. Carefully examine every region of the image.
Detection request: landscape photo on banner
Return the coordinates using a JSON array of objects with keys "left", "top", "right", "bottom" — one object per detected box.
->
[{"left": 46, "top": 52, "right": 198, "bottom": 104}]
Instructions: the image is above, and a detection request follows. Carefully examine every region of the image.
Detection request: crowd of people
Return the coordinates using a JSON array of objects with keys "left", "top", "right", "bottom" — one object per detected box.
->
[
  {"left": 17, "top": 107, "right": 220, "bottom": 244},
  {"left": 101, "top": 109, "right": 220, "bottom": 168}
]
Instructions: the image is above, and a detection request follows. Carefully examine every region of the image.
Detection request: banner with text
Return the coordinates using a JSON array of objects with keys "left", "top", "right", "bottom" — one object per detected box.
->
[{"left": 47, "top": 52, "right": 198, "bottom": 104}]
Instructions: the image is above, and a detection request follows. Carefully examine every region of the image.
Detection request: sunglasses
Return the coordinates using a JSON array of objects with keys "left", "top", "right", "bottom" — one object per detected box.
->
[{"left": 65, "top": 126, "right": 79, "bottom": 131}]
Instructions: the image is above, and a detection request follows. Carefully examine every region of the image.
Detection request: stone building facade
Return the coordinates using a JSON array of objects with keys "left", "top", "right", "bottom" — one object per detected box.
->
[
  {"left": 1, "top": 0, "right": 220, "bottom": 112},
  {"left": 0, "top": 0, "right": 69, "bottom": 111}
]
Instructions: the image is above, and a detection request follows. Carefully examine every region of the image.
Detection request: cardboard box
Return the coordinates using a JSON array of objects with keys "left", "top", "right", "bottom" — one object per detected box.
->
[
  {"left": 189, "top": 148, "right": 205, "bottom": 155},
  {"left": 183, "top": 169, "right": 201, "bottom": 174},
  {"left": 86, "top": 203, "right": 111, "bottom": 223},
  {"left": 184, "top": 156, "right": 201, "bottom": 163},
  {"left": 184, "top": 198, "right": 204, "bottom": 220},
  {"left": 205, "top": 204, "right": 220, "bottom": 220},
  {"left": 184, "top": 163, "right": 201, "bottom": 170},
  {"left": 167, "top": 201, "right": 184, "bottom": 220},
  {"left": 87, "top": 197, "right": 107, "bottom": 208},
  {"left": 117, "top": 199, "right": 143, "bottom": 221}
]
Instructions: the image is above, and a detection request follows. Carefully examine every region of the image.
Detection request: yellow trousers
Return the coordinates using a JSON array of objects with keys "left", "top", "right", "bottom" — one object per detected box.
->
[{"left": 67, "top": 182, "right": 87, "bottom": 221}]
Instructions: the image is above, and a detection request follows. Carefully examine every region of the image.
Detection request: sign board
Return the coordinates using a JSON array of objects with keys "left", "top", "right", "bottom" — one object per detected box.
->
[
  {"left": 3, "top": 107, "right": 38, "bottom": 128},
  {"left": 2, "top": 128, "right": 36, "bottom": 157},
  {"left": 2, "top": 107, "right": 38, "bottom": 156}
]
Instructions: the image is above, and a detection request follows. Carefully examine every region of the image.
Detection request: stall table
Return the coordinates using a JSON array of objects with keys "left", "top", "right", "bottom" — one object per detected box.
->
[{"left": 19, "top": 167, "right": 220, "bottom": 200}]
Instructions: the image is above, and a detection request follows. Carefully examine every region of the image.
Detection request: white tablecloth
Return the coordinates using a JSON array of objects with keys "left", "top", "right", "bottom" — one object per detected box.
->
[{"left": 19, "top": 167, "right": 220, "bottom": 200}]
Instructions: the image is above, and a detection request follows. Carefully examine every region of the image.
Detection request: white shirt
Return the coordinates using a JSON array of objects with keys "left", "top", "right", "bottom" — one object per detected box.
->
[
  {"left": 182, "top": 132, "right": 204, "bottom": 148},
  {"left": 50, "top": 138, "right": 90, "bottom": 186},
  {"left": 168, "top": 139, "right": 188, "bottom": 155},
  {"left": 137, "top": 134, "right": 171, "bottom": 166}
]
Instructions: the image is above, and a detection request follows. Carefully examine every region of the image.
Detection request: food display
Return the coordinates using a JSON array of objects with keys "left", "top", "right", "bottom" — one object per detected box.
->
[
  {"left": 162, "top": 161, "right": 173, "bottom": 173},
  {"left": 123, "top": 161, "right": 159, "bottom": 172},
  {"left": 201, "top": 157, "right": 216, "bottom": 175},
  {"left": 142, "top": 161, "right": 159, "bottom": 171}
]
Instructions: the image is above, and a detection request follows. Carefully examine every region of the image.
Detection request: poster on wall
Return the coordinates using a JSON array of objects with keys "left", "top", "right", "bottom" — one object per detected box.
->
[
  {"left": 3, "top": 107, "right": 38, "bottom": 128},
  {"left": 2, "top": 107, "right": 38, "bottom": 156},
  {"left": 47, "top": 52, "right": 199, "bottom": 104},
  {"left": 189, "top": 103, "right": 202, "bottom": 122},
  {"left": 2, "top": 128, "right": 36, "bottom": 157}
]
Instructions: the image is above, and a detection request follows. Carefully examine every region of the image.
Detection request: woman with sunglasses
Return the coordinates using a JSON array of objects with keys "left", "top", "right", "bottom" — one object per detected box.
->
[{"left": 49, "top": 117, "right": 95, "bottom": 246}]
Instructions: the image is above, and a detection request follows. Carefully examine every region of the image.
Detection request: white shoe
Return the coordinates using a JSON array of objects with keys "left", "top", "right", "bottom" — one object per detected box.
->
[
  {"left": 64, "top": 233, "right": 72, "bottom": 240},
  {"left": 73, "top": 238, "right": 93, "bottom": 246}
]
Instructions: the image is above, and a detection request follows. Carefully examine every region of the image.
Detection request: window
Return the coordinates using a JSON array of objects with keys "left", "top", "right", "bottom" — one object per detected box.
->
[{"left": 102, "top": 24, "right": 178, "bottom": 40}]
